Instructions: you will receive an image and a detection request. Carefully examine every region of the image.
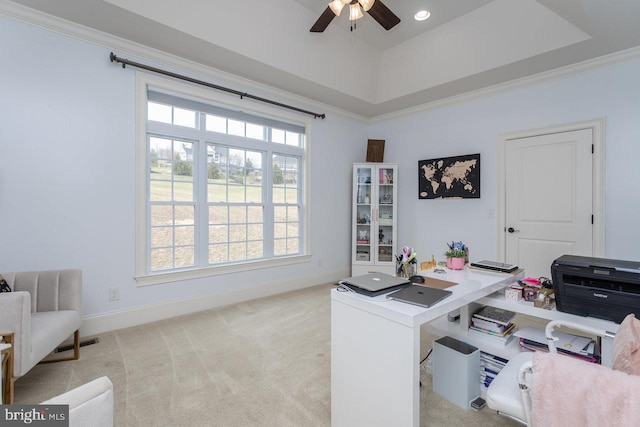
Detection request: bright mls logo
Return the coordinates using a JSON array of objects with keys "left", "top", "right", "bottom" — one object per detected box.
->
[{"left": 2, "top": 405, "right": 68, "bottom": 426}]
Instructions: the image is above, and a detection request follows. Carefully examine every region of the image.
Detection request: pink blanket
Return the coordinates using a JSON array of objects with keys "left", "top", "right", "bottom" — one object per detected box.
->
[{"left": 531, "top": 352, "right": 640, "bottom": 427}]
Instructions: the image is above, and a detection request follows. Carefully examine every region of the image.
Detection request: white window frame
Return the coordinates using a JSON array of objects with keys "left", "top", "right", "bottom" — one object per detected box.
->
[{"left": 135, "top": 73, "right": 312, "bottom": 286}]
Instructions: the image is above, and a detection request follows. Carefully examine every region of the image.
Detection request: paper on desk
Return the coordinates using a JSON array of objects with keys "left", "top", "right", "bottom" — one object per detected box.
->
[
  {"left": 514, "top": 326, "right": 592, "bottom": 354},
  {"left": 422, "top": 277, "right": 457, "bottom": 290}
]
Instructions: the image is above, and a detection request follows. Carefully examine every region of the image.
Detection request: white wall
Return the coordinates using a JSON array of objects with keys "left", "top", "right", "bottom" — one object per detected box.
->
[
  {"left": 0, "top": 15, "right": 366, "bottom": 333},
  {"left": 3, "top": 13, "right": 640, "bottom": 335},
  {"left": 370, "top": 58, "right": 640, "bottom": 266}
]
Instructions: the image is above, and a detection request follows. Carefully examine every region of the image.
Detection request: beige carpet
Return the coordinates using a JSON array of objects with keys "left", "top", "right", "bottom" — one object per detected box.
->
[{"left": 14, "top": 283, "right": 522, "bottom": 426}]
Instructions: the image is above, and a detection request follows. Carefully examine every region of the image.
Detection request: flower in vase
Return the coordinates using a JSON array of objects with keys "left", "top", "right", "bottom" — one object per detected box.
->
[{"left": 445, "top": 241, "right": 469, "bottom": 261}]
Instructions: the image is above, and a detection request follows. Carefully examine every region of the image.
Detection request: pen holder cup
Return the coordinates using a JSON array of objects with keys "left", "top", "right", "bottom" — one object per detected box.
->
[{"left": 396, "top": 261, "right": 417, "bottom": 278}]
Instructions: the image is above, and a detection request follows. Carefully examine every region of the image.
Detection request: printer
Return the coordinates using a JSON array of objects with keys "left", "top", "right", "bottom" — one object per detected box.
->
[{"left": 551, "top": 255, "right": 640, "bottom": 324}]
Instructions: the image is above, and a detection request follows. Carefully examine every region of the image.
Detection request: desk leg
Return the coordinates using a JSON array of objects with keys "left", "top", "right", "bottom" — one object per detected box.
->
[{"left": 331, "top": 299, "right": 420, "bottom": 427}]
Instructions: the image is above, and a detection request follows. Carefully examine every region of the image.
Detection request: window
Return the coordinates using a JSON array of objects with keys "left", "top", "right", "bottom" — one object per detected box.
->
[{"left": 137, "top": 78, "right": 309, "bottom": 284}]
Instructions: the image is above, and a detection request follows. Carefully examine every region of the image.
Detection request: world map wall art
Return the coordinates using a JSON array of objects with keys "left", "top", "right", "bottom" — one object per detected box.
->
[{"left": 418, "top": 153, "right": 480, "bottom": 199}]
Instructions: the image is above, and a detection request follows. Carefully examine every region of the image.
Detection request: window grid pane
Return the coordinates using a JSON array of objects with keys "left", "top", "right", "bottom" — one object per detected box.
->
[
  {"left": 205, "top": 114, "right": 226, "bottom": 133},
  {"left": 148, "top": 102, "right": 172, "bottom": 124},
  {"left": 173, "top": 107, "right": 197, "bottom": 128},
  {"left": 272, "top": 153, "right": 301, "bottom": 257},
  {"left": 149, "top": 204, "right": 196, "bottom": 271},
  {"left": 146, "top": 92, "right": 303, "bottom": 273},
  {"left": 208, "top": 203, "right": 264, "bottom": 265}
]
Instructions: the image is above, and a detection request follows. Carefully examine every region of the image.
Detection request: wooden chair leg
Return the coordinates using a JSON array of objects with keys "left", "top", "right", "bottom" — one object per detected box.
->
[
  {"left": 73, "top": 329, "right": 80, "bottom": 360},
  {"left": 40, "top": 330, "right": 81, "bottom": 364},
  {"left": 1, "top": 332, "right": 14, "bottom": 404},
  {"left": 6, "top": 377, "right": 15, "bottom": 405}
]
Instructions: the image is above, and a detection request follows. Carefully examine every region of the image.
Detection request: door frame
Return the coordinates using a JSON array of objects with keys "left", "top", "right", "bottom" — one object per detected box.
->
[{"left": 496, "top": 119, "right": 606, "bottom": 262}]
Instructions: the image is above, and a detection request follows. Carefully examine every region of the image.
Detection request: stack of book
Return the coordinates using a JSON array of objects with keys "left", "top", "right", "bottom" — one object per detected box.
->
[
  {"left": 468, "top": 306, "right": 517, "bottom": 346},
  {"left": 480, "top": 352, "right": 509, "bottom": 390},
  {"left": 514, "top": 326, "right": 601, "bottom": 363}
]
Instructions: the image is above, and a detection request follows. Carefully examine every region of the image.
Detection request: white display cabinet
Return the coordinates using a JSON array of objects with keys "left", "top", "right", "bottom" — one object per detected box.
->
[{"left": 351, "top": 163, "right": 397, "bottom": 276}]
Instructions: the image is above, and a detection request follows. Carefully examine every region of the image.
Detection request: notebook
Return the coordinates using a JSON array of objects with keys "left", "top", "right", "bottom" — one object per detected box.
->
[
  {"left": 386, "top": 284, "right": 452, "bottom": 308},
  {"left": 470, "top": 259, "right": 518, "bottom": 273},
  {"left": 340, "top": 273, "right": 410, "bottom": 297}
]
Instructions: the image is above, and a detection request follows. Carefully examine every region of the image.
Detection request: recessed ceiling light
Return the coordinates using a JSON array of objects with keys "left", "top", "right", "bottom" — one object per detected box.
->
[{"left": 414, "top": 10, "right": 430, "bottom": 21}]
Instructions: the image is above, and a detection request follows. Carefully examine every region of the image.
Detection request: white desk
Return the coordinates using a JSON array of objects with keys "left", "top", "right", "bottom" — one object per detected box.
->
[{"left": 331, "top": 268, "right": 523, "bottom": 427}]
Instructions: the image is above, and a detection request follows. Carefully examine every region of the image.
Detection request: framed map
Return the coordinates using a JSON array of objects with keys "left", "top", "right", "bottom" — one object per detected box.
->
[{"left": 418, "top": 153, "right": 480, "bottom": 199}]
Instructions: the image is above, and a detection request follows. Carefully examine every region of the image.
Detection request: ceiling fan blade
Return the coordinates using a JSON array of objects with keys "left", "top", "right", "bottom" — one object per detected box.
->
[
  {"left": 367, "top": 0, "right": 401, "bottom": 30},
  {"left": 310, "top": 6, "right": 336, "bottom": 32}
]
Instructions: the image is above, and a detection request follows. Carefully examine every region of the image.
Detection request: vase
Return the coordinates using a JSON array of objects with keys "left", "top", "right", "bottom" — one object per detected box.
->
[{"left": 446, "top": 257, "right": 465, "bottom": 270}]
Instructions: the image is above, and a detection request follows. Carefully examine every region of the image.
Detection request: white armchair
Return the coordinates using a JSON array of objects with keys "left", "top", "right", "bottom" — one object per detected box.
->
[
  {"left": 0, "top": 269, "right": 83, "bottom": 404},
  {"left": 41, "top": 376, "right": 114, "bottom": 427}
]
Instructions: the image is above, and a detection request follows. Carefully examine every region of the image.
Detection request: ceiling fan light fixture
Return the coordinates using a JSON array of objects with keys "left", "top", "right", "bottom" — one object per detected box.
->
[
  {"left": 328, "top": 0, "right": 346, "bottom": 16},
  {"left": 358, "top": 0, "right": 375, "bottom": 12},
  {"left": 310, "top": 0, "right": 400, "bottom": 33},
  {"left": 414, "top": 10, "right": 431, "bottom": 21},
  {"left": 349, "top": 3, "right": 364, "bottom": 21}
]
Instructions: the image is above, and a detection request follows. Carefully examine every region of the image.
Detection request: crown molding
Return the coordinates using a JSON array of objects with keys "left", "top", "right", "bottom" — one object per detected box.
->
[{"left": 371, "top": 45, "right": 640, "bottom": 123}]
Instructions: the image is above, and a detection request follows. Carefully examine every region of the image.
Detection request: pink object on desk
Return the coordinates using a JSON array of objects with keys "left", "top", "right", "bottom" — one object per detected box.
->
[{"left": 446, "top": 257, "right": 465, "bottom": 270}]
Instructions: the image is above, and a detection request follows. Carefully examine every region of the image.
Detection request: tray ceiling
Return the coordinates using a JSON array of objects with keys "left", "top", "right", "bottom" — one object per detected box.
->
[{"left": 5, "top": 0, "right": 640, "bottom": 117}]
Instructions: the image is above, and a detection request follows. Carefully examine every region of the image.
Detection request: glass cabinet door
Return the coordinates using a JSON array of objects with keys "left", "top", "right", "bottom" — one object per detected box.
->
[
  {"left": 376, "top": 167, "right": 395, "bottom": 264},
  {"left": 354, "top": 166, "right": 373, "bottom": 263}
]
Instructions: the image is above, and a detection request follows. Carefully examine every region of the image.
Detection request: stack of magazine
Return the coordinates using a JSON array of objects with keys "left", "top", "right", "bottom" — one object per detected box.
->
[
  {"left": 468, "top": 306, "right": 517, "bottom": 346},
  {"left": 514, "top": 326, "right": 600, "bottom": 363},
  {"left": 480, "top": 352, "right": 509, "bottom": 390}
]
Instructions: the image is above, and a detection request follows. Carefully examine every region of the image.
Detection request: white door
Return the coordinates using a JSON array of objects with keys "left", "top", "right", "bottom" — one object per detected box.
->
[{"left": 504, "top": 128, "right": 594, "bottom": 278}]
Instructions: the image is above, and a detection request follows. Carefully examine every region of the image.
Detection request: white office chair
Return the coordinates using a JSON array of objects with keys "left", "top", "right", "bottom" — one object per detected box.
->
[{"left": 485, "top": 320, "right": 610, "bottom": 426}]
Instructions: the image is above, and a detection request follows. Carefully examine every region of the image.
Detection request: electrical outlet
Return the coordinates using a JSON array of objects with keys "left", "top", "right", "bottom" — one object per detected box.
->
[{"left": 109, "top": 287, "right": 120, "bottom": 302}]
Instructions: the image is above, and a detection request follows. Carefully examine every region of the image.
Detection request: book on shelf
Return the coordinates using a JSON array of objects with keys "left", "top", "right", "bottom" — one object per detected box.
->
[
  {"left": 514, "top": 326, "right": 593, "bottom": 355},
  {"left": 469, "top": 322, "right": 516, "bottom": 338},
  {"left": 471, "top": 316, "right": 509, "bottom": 333},
  {"left": 514, "top": 326, "right": 601, "bottom": 363},
  {"left": 480, "top": 372, "right": 497, "bottom": 388},
  {"left": 473, "top": 306, "right": 516, "bottom": 326},
  {"left": 480, "top": 351, "right": 509, "bottom": 366},
  {"left": 519, "top": 337, "right": 600, "bottom": 360},
  {"left": 479, "top": 351, "right": 509, "bottom": 388},
  {"left": 481, "top": 362, "right": 505, "bottom": 375},
  {"left": 518, "top": 339, "right": 600, "bottom": 363},
  {"left": 468, "top": 325, "right": 517, "bottom": 346}
]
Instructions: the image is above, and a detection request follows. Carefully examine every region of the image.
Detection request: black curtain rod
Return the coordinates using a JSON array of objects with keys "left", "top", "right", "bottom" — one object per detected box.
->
[{"left": 109, "top": 52, "right": 325, "bottom": 119}]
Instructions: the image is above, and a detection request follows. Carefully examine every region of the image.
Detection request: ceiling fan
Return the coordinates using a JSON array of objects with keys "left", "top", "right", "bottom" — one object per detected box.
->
[{"left": 310, "top": 0, "right": 401, "bottom": 32}]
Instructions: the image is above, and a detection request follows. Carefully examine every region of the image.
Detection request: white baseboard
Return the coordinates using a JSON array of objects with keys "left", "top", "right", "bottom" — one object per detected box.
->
[{"left": 80, "top": 268, "right": 349, "bottom": 337}]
